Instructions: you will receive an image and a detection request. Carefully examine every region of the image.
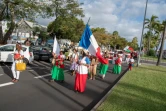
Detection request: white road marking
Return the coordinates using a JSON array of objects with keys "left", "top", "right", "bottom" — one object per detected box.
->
[
  {"left": 0, "top": 82, "right": 14, "bottom": 87},
  {"left": 0, "top": 74, "right": 4, "bottom": 76},
  {"left": 34, "top": 74, "right": 51, "bottom": 79},
  {"left": 28, "top": 70, "right": 35, "bottom": 72}
]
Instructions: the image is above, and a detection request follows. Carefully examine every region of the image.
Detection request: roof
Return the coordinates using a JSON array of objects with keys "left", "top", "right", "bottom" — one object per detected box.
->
[{"left": 25, "top": 21, "right": 34, "bottom": 28}]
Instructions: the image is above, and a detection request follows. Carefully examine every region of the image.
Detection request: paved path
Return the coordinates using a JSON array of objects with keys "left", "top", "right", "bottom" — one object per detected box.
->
[
  {"left": 0, "top": 61, "right": 128, "bottom": 111},
  {"left": 140, "top": 60, "right": 166, "bottom": 66}
]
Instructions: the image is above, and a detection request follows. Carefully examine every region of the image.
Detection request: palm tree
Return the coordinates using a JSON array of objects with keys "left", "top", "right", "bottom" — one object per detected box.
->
[
  {"left": 154, "top": 22, "right": 165, "bottom": 53},
  {"left": 157, "top": 20, "right": 166, "bottom": 66},
  {"left": 145, "top": 15, "right": 160, "bottom": 54}
]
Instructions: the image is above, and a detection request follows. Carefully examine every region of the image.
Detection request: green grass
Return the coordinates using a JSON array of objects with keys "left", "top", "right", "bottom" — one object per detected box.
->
[{"left": 97, "top": 65, "right": 166, "bottom": 111}]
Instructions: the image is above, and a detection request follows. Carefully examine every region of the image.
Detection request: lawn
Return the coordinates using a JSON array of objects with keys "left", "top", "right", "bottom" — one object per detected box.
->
[{"left": 97, "top": 65, "right": 166, "bottom": 111}]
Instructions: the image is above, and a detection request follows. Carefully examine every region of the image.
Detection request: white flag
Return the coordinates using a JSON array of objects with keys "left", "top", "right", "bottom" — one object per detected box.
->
[{"left": 53, "top": 36, "right": 60, "bottom": 55}]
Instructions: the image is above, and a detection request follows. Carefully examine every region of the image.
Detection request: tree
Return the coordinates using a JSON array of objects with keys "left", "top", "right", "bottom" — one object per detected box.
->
[
  {"left": 46, "top": 0, "right": 84, "bottom": 35},
  {"left": 91, "top": 27, "right": 111, "bottom": 48},
  {"left": 112, "top": 31, "right": 119, "bottom": 50},
  {"left": 47, "top": 16, "right": 85, "bottom": 42},
  {"left": 156, "top": 20, "right": 166, "bottom": 66},
  {"left": 0, "top": 0, "right": 42, "bottom": 44},
  {"left": 145, "top": 15, "right": 160, "bottom": 53},
  {"left": 129, "top": 37, "right": 138, "bottom": 50},
  {"left": 154, "top": 21, "right": 165, "bottom": 53}
]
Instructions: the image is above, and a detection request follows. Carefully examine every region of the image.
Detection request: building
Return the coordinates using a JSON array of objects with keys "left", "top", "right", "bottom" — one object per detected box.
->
[{"left": 2, "top": 19, "right": 47, "bottom": 43}]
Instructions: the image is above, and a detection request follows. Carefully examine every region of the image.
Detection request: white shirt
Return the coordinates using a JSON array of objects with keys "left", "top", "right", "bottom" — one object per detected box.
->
[
  {"left": 7, "top": 39, "right": 13, "bottom": 44},
  {"left": 130, "top": 58, "right": 135, "bottom": 63}
]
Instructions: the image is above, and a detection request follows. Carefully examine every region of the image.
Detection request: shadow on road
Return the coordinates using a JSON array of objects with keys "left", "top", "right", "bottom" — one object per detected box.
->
[{"left": 27, "top": 60, "right": 128, "bottom": 111}]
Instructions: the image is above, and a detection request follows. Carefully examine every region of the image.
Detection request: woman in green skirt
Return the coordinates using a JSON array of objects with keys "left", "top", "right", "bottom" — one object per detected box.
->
[
  {"left": 99, "top": 54, "right": 109, "bottom": 79},
  {"left": 50, "top": 51, "right": 65, "bottom": 83},
  {"left": 112, "top": 54, "right": 122, "bottom": 74}
]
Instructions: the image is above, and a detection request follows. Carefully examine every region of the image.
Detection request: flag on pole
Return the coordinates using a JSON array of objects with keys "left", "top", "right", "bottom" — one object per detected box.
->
[
  {"left": 79, "top": 24, "right": 107, "bottom": 64},
  {"left": 53, "top": 36, "right": 60, "bottom": 55},
  {"left": 124, "top": 46, "right": 134, "bottom": 53}
]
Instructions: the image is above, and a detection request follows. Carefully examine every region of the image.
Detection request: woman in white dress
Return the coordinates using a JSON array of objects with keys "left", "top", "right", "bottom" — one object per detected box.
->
[{"left": 11, "top": 43, "right": 24, "bottom": 82}]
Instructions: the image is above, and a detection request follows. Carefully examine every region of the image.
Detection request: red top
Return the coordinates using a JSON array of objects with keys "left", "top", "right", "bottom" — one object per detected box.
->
[
  {"left": 55, "top": 55, "right": 64, "bottom": 68},
  {"left": 14, "top": 53, "right": 20, "bottom": 59},
  {"left": 115, "top": 58, "right": 121, "bottom": 65}
]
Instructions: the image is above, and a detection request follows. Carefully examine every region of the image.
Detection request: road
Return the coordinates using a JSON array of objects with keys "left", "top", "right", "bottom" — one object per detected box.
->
[
  {"left": 0, "top": 61, "right": 128, "bottom": 111},
  {"left": 140, "top": 60, "right": 166, "bottom": 66}
]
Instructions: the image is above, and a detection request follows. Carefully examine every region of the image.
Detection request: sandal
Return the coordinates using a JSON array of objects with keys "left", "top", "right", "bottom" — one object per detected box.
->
[
  {"left": 14, "top": 79, "right": 19, "bottom": 82},
  {"left": 12, "top": 78, "right": 16, "bottom": 82}
]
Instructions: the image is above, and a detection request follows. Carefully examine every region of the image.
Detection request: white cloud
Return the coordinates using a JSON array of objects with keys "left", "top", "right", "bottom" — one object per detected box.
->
[
  {"left": 79, "top": 0, "right": 166, "bottom": 44},
  {"left": 36, "top": 0, "right": 166, "bottom": 48}
]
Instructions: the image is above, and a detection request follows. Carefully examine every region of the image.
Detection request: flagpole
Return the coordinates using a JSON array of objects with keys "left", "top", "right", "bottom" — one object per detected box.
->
[
  {"left": 87, "top": 17, "right": 91, "bottom": 25},
  {"left": 137, "top": 0, "right": 148, "bottom": 67}
]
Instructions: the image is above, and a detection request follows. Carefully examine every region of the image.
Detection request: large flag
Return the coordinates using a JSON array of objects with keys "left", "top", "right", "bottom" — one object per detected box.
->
[
  {"left": 79, "top": 24, "right": 107, "bottom": 64},
  {"left": 124, "top": 46, "right": 134, "bottom": 53},
  {"left": 53, "top": 36, "right": 60, "bottom": 55}
]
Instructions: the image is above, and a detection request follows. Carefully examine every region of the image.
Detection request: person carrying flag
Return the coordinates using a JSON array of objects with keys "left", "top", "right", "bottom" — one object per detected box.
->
[
  {"left": 74, "top": 50, "right": 90, "bottom": 93},
  {"left": 50, "top": 51, "right": 65, "bottom": 83}
]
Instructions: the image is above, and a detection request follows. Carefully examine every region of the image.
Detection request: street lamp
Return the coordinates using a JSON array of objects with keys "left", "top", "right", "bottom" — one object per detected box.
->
[{"left": 137, "top": 0, "right": 148, "bottom": 67}]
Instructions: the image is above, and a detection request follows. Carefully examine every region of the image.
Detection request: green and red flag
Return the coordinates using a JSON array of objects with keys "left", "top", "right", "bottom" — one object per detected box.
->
[{"left": 124, "top": 46, "right": 134, "bottom": 53}]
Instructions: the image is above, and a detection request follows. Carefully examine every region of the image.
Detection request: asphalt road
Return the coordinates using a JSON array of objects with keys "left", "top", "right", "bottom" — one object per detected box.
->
[
  {"left": 0, "top": 60, "right": 128, "bottom": 111},
  {"left": 140, "top": 60, "right": 166, "bottom": 66}
]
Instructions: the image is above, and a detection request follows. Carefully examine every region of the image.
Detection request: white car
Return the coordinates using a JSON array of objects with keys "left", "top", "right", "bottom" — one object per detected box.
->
[{"left": 0, "top": 44, "right": 34, "bottom": 64}]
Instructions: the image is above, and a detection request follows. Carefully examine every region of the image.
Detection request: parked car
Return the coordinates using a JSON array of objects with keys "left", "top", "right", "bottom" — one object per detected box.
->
[
  {"left": 31, "top": 46, "right": 53, "bottom": 62},
  {"left": 46, "top": 39, "right": 54, "bottom": 47},
  {"left": 0, "top": 44, "right": 34, "bottom": 64}
]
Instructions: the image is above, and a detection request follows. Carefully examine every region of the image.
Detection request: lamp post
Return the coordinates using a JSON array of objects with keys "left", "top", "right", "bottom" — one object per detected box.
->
[{"left": 137, "top": 0, "right": 148, "bottom": 67}]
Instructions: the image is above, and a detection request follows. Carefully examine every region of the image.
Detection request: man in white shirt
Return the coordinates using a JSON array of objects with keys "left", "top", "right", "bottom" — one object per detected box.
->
[{"left": 7, "top": 37, "right": 13, "bottom": 44}]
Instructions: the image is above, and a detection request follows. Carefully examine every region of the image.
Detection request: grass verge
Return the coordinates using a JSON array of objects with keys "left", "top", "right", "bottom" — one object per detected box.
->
[{"left": 97, "top": 65, "right": 166, "bottom": 111}]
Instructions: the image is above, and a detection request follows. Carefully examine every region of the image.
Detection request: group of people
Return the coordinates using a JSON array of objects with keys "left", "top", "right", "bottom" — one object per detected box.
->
[
  {"left": 10, "top": 43, "right": 135, "bottom": 93},
  {"left": 49, "top": 49, "right": 135, "bottom": 93}
]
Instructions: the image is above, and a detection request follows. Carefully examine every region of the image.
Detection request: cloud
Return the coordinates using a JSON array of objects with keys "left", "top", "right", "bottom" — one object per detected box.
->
[
  {"left": 79, "top": 0, "right": 166, "bottom": 44},
  {"left": 36, "top": 0, "right": 166, "bottom": 48}
]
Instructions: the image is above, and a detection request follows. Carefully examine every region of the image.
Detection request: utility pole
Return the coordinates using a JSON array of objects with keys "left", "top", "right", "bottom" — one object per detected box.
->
[
  {"left": 137, "top": 0, "right": 148, "bottom": 67},
  {"left": 156, "top": 21, "right": 166, "bottom": 66}
]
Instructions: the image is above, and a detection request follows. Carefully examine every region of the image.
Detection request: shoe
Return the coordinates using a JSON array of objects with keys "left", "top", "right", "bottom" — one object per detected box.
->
[
  {"left": 14, "top": 79, "right": 19, "bottom": 82},
  {"left": 12, "top": 78, "right": 16, "bottom": 82}
]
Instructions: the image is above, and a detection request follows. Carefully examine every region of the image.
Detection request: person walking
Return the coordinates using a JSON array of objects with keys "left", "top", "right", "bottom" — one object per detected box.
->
[
  {"left": 74, "top": 50, "right": 90, "bottom": 93},
  {"left": 89, "top": 56, "right": 98, "bottom": 80},
  {"left": 128, "top": 56, "right": 135, "bottom": 71},
  {"left": 24, "top": 38, "right": 30, "bottom": 46},
  {"left": 112, "top": 54, "right": 122, "bottom": 74},
  {"left": 70, "top": 49, "right": 79, "bottom": 76},
  {"left": 11, "top": 43, "right": 24, "bottom": 82},
  {"left": 50, "top": 51, "right": 65, "bottom": 83},
  {"left": 99, "top": 54, "right": 109, "bottom": 79}
]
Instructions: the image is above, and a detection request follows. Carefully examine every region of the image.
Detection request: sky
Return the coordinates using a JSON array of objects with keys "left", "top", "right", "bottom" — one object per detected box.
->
[{"left": 36, "top": 0, "right": 166, "bottom": 49}]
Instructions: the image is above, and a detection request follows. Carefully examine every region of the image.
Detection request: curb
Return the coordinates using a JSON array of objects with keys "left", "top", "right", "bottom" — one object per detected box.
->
[{"left": 82, "top": 67, "right": 129, "bottom": 111}]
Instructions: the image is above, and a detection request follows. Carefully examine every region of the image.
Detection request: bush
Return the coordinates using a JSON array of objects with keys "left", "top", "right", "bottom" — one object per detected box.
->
[{"left": 147, "top": 49, "right": 155, "bottom": 56}]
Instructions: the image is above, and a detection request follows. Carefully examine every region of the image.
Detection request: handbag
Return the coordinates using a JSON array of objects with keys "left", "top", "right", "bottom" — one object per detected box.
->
[{"left": 16, "top": 60, "right": 26, "bottom": 71}]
